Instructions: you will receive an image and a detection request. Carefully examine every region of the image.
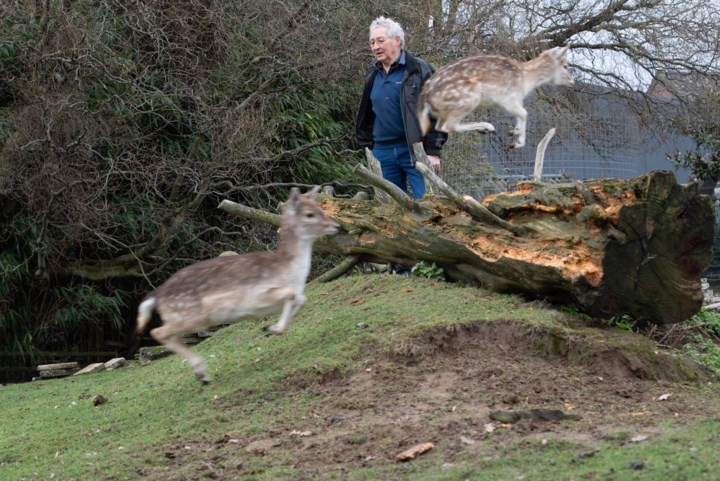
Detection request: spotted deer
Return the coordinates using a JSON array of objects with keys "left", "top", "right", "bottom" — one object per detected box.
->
[
  {"left": 418, "top": 46, "right": 573, "bottom": 149},
  {"left": 136, "top": 187, "right": 340, "bottom": 384}
]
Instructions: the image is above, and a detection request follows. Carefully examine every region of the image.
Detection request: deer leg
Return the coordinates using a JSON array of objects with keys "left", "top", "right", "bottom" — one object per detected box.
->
[
  {"left": 436, "top": 110, "right": 495, "bottom": 134},
  {"left": 151, "top": 326, "right": 210, "bottom": 384},
  {"left": 452, "top": 121, "right": 496, "bottom": 134},
  {"left": 265, "top": 289, "right": 304, "bottom": 335},
  {"left": 434, "top": 118, "right": 449, "bottom": 132},
  {"left": 503, "top": 104, "right": 527, "bottom": 149}
]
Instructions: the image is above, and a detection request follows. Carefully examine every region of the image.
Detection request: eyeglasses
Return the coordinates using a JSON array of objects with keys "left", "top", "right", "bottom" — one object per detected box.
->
[{"left": 370, "top": 36, "right": 396, "bottom": 47}]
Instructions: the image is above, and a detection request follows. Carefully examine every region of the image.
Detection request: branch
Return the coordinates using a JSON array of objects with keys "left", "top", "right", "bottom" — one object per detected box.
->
[
  {"left": 217, "top": 200, "right": 282, "bottom": 227},
  {"left": 310, "top": 255, "right": 362, "bottom": 284},
  {"left": 364, "top": 148, "right": 391, "bottom": 203},
  {"left": 411, "top": 143, "right": 529, "bottom": 236},
  {"left": 541, "top": 0, "right": 633, "bottom": 47},
  {"left": 353, "top": 163, "right": 427, "bottom": 215},
  {"left": 534, "top": 128, "right": 556, "bottom": 182},
  {"left": 461, "top": 195, "right": 531, "bottom": 236}
]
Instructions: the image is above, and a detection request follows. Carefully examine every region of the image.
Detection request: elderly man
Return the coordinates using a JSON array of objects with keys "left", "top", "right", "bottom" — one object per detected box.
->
[{"left": 356, "top": 16, "right": 448, "bottom": 199}]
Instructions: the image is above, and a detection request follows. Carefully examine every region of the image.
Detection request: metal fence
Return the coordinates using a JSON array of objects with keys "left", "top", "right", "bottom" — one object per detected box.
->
[{"left": 438, "top": 86, "right": 694, "bottom": 198}]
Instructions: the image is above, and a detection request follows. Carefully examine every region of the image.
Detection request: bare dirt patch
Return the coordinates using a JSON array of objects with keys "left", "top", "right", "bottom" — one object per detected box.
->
[{"left": 157, "top": 321, "right": 719, "bottom": 480}]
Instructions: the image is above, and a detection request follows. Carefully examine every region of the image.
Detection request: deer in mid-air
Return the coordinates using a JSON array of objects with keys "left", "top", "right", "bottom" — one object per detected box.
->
[
  {"left": 418, "top": 46, "right": 574, "bottom": 149},
  {"left": 136, "top": 187, "right": 340, "bottom": 384}
]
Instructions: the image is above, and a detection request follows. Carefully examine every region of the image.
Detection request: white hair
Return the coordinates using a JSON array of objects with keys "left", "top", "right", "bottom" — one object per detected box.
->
[{"left": 369, "top": 16, "right": 405, "bottom": 49}]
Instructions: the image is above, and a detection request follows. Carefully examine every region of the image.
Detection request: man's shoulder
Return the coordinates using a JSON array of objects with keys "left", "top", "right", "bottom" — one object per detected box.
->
[{"left": 404, "top": 51, "right": 434, "bottom": 75}]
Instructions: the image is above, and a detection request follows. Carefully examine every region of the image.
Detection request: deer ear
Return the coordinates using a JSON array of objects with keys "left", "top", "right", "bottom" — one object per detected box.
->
[
  {"left": 553, "top": 46, "right": 569, "bottom": 58},
  {"left": 305, "top": 185, "right": 321, "bottom": 200},
  {"left": 284, "top": 187, "right": 301, "bottom": 213}
]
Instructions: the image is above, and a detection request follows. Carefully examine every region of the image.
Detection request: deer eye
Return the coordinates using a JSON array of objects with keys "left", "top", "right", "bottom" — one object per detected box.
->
[{"left": 306, "top": 213, "right": 315, "bottom": 218}]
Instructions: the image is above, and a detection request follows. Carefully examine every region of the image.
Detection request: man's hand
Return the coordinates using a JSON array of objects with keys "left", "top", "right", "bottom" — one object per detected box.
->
[{"left": 427, "top": 155, "right": 441, "bottom": 173}]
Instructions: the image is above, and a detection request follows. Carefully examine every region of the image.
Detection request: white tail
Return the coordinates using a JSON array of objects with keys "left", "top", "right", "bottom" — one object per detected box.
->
[
  {"left": 136, "top": 187, "right": 340, "bottom": 384},
  {"left": 418, "top": 46, "right": 573, "bottom": 149}
]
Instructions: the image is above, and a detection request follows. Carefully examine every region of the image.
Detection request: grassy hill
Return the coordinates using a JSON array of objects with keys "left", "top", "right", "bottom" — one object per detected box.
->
[{"left": 2, "top": 274, "right": 719, "bottom": 480}]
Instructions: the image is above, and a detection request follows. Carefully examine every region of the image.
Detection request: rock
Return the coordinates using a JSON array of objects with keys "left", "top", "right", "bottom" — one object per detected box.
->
[
  {"left": 244, "top": 438, "right": 279, "bottom": 455},
  {"left": 104, "top": 357, "right": 126, "bottom": 370},
  {"left": 74, "top": 363, "right": 105, "bottom": 375},
  {"left": 37, "top": 368, "right": 79, "bottom": 378},
  {"left": 93, "top": 394, "right": 108, "bottom": 406},
  {"left": 328, "top": 416, "right": 345, "bottom": 425},
  {"left": 37, "top": 362, "right": 79, "bottom": 371},
  {"left": 138, "top": 346, "right": 173, "bottom": 362}
]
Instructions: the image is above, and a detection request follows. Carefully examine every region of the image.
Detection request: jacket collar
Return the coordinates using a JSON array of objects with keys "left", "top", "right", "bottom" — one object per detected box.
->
[{"left": 373, "top": 50, "right": 407, "bottom": 72}]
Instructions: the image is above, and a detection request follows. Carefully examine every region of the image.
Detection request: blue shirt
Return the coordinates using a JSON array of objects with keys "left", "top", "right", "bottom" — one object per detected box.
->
[{"left": 370, "top": 51, "right": 407, "bottom": 146}]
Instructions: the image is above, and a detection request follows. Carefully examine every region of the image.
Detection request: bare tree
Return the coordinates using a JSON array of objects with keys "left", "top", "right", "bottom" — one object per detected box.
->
[
  {"left": 385, "top": 0, "right": 720, "bottom": 138},
  {"left": 409, "top": 1, "right": 720, "bottom": 85}
]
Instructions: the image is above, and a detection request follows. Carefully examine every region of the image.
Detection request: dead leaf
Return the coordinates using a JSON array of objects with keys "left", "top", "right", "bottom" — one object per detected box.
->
[
  {"left": 657, "top": 393, "right": 672, "bottom": 401},
  {"left": 630, "top": 434, "right": 648, "bottom": 443},
  {"left": 289, "top": 430, "right": 313, "bottom": 437},
  {"left": 351, "top": 298, "right": 365, "bottom": 305},
  {"left": 484, "top": 423, "right": 496, "bottom": 433},
  {"left": 396, "top": 442, "right": 434, "bottom": 462},
  {"left": 460, "top": 436, "right": 476, "bottom": 445}
]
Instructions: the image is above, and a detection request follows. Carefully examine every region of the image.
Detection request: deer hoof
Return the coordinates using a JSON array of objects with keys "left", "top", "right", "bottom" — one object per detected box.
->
[{"left": 264, "top": 325, "right": 284, "bottom": 335}]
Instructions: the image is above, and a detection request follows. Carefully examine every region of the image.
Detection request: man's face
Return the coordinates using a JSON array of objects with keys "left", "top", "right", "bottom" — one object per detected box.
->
[{"left": 370, "top": 27, "right": 401, "bottom": 66}]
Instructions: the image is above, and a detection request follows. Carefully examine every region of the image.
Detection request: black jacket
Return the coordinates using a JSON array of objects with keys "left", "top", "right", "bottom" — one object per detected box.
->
[{"left": 356, "top": 51, "right": 447, "bottom": 159}]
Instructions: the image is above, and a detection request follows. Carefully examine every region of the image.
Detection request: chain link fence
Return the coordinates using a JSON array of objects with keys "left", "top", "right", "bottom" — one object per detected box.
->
[{"left": 438, "top": 86, "right": 692, "bottom": 199}]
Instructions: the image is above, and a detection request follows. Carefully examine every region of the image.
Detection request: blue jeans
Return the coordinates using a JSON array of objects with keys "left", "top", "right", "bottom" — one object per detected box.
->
[{"left": 372, "top": 144, "right": 426, "bottom": 199}]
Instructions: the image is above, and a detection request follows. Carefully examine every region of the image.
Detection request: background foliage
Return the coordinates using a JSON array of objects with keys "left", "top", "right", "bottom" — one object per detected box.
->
[{"left": 0, "top": 0, "right": 367, "bottom": 374}]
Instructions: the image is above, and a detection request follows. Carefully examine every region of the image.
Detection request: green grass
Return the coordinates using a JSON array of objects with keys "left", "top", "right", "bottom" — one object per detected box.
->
[{"left": 1, "top": 275, "right": 718, "bottom": 480}]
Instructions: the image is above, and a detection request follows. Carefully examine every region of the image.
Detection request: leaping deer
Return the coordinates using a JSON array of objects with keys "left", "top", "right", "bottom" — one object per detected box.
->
[
  {"left": 136, "top": 187, "right": 340, "bottom": 384},
  {"left": 418, "top": 46, "right": 574, "bottom": 149}
]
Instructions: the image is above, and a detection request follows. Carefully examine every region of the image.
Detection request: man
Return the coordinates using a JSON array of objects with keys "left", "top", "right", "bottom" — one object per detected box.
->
[{"left": 356, "top": 16, "right": 448, "bottom": 199}]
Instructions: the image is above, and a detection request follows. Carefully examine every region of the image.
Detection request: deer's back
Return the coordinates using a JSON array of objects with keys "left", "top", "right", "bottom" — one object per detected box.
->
[
  {"left": 149, "top": 252, "right": 301, "bottom": 311},
  {"left": 421, "top": 55, "right": 525, "bottom": 107}
]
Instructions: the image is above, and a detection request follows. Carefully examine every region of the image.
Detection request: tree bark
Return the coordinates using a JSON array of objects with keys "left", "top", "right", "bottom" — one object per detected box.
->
[{"left": 219, "top": 169, "right": 714, "bottom": 325}]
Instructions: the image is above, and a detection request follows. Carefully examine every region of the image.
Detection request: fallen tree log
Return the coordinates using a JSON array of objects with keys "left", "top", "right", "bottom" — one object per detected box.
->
[{"left": 219, "top": 162, "right": 714, "bottom": 325}]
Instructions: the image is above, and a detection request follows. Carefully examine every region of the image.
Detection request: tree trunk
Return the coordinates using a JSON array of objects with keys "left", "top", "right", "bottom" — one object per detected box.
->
[{"left": 219, "top": 164, "right": 714, "bottom": 325}]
